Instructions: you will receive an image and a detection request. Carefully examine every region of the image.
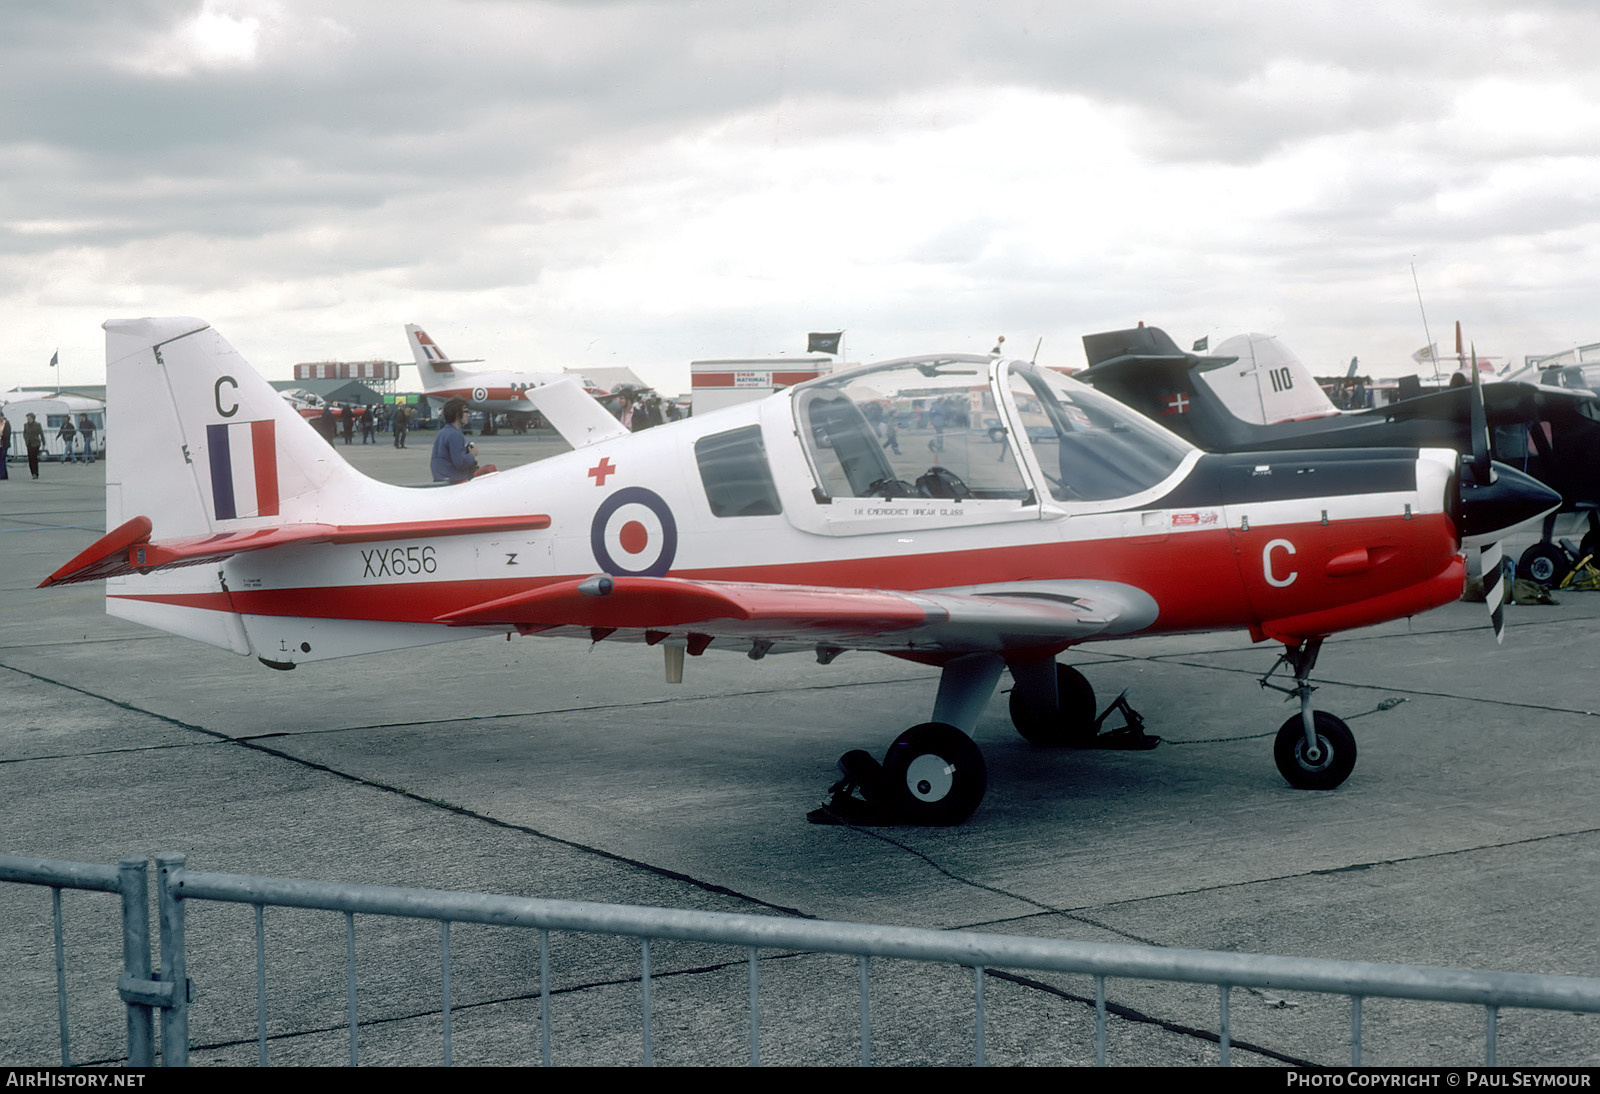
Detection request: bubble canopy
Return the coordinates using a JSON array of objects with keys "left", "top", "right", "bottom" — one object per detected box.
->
[{"left": 790, "top": 354, "right": 1193, "bottom": 505}]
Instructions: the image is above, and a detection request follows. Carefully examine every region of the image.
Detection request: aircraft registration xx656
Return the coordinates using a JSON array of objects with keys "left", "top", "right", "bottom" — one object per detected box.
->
[{"left": 43, "top": 319, "right": 1557, "bottom": 825}]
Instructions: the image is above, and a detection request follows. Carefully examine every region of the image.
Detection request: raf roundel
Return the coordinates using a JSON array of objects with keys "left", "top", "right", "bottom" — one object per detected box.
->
[
  {"left": 471, "top": 386, "right": 488, "bottom": 402},
  {"left": 590, "top": 487, "right": 678, "bottom": 577}
]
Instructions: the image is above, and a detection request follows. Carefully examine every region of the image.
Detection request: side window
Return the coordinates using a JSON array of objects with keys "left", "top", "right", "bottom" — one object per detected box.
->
[{"left": 695, "top": 426, "right": 782, "bottom": 517}]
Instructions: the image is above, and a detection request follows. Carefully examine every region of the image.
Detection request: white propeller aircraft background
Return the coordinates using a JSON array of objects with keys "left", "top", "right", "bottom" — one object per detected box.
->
[{"left": 41, "top": 318, "right": 1559, "bottom": 824}]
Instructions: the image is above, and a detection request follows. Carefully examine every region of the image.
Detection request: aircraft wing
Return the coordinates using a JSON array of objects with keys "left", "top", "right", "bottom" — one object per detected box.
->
[
  {"left": 435, "top": 575, "right": 1158, "bottom": 655},
  {"left": 38, "top": 514, "right": 552, "bottom": 587}
]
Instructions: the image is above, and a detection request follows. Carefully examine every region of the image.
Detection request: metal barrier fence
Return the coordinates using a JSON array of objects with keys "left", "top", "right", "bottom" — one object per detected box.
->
[{"left": 4, "top": 851, "right": 1600, "bottom": 1067}]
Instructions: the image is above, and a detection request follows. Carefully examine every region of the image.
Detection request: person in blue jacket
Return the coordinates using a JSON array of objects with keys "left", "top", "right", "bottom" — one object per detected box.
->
[{"left": 430, "top": 398, "right": 478, "bottom": 483}]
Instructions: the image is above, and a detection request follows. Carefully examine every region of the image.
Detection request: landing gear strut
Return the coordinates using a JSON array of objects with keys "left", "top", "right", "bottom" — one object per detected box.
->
[
  {"left": 1260, "top": 639, "right": 1357, "bottom": 790},
  {"left": 810, "top": 654, "right": 1160, "bottom": 826},
  {"left": 811, "top": 654, "right": 1000, "bottom": 826}
]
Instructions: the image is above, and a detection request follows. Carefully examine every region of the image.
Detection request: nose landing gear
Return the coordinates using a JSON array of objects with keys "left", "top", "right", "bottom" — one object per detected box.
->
[{"left": 1261, "top": 638, "right": 1357, "bottom": 791}]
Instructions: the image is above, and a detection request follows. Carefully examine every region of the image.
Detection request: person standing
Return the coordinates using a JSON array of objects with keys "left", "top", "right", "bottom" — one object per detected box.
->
[
  {"left": 57, "top": 414, "right": 77, "bottom": 463},
  {"left": 430, "top": 398, "right": 478, "bottom": 483},
  {"left": 78, "top": 413, "right": 96, "bottom": 463},
  {"left": 318, "top": 406, "right": 335, "bottom": 445},
  {"left": 881, "top": 413, "right": 900, "bottom": 454},
  {"left": 361, "top": 405, "right": 375, "bottom": 444},
  {"left": 341, "top": 406, "right": 354, "bottom": 445},
  {"left": 0, "top": 410, "right": 11, "bottom": 480},
  {"left": 393, "top": 405, "right": 409, "bottom": 448},
  {"left": 23, "top": 412, "right": 44, "bottom": 479}
]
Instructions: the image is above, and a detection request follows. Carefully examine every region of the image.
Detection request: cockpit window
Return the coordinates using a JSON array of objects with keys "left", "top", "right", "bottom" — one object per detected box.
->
[
  {"left": 695, "top": 426, "right": 782, "bottom": 516},
  {"left": 1006, "top": 362, "right": 1191, "bottom": 501},
  {"left": 794, "top": 357, "right": 1030, "bottom": 502}
]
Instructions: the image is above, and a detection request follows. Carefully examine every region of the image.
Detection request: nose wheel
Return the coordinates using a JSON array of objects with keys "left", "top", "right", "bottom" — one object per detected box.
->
[
  {"left": 1261, "top": 638, "right": 1358, "bottom": 791},
  {"left": 1273, "top": 710, "right": 1357, "bottom": 790}
]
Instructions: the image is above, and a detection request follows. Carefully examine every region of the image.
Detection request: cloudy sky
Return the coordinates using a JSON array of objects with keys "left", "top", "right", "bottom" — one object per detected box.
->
[{"left": 4, "top": 0, "right": 1599, "bottom": 396}]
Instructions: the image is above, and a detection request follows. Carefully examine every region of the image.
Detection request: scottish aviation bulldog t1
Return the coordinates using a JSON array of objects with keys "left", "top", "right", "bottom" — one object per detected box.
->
[{"left": 43, "top": 319, "right": 1557, "bottom": 824}]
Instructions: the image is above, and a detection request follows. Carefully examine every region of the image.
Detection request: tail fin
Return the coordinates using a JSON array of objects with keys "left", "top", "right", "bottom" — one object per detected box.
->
[
  {"left": 1204, "top": 333, "right": 1343, "bottom": 425},
  {"left": 104, "top": 317, "right": 370, "bottom": 538},
  {"left": 406, "top": 323, "right": 483, "bottom": 392},
  {"left": 99, "top": 318, "right": 374, "bottom": 656}
]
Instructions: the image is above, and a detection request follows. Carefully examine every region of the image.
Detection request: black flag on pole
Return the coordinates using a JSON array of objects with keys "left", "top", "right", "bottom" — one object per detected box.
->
[{"left": 807, "top": 332, "right": 842, "bottom": 355}]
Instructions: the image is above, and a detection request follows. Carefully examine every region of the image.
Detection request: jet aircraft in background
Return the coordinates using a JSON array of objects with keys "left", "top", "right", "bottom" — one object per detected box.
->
[
  {"left": 1075, "top": 324, "right": 1587, "bottom": 581},
  {"left": 41, "top": 319, "right": 1558, "bottom": 824},
  {"left": 406, "top": 324, "right": 605, "bottom": 424}
]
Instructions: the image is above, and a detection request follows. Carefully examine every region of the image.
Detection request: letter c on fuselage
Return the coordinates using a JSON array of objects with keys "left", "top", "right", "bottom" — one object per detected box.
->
[
  {"left": 215, "top": 375, "right": 239, "bottom": 418},
  {"left": 1263, "top": 538, "right": 1297, "bottom": 587}
]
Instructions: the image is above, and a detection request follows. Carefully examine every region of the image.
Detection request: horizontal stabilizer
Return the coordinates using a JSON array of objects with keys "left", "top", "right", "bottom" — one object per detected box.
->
[
  {"left": 1080, "top": 325, "right": 1238, "bottom": 378},
  {"left": 522, "top": 376, "right": 630, "bottom": 448},
  {"left": 40, "top": 514, "right": 551, "bottom": 587}
]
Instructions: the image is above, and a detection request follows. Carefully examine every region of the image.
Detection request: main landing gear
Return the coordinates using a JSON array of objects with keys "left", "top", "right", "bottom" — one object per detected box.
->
[
  {"left": 809, "top": 654, "right": 1156, "bottom": 827},
  {"left": 1260, "top": 638, "right": 1358, "bottom": 791},
  {"left": 811, "top": 640, "right": 1358, "bottom": 826}
]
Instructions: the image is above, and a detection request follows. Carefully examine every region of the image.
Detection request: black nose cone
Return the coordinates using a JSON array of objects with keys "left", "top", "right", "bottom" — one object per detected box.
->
[{"left": 1459, "top": 461, "right": 1562, "bottom": 542}]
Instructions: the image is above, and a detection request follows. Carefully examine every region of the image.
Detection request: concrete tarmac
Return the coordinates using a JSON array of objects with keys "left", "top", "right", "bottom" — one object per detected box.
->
[{"left": 2, "top": 432, "right": 1597, "bottom": 1067}]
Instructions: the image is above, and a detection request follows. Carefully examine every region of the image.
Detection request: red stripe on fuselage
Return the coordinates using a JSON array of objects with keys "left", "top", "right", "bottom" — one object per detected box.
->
[{"left": 107, "top": 513, "right": 1461, "bottom": 641}]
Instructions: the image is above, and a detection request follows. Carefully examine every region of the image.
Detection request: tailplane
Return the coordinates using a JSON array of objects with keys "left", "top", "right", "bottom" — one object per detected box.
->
[{"left": 90, "top": 318, "right": 405, "bottom": 660}]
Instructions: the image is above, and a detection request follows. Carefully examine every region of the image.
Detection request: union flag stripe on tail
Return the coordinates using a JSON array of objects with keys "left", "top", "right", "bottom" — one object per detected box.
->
[{"left": 207, "top": 420, "right": 279, "bottom": 520}]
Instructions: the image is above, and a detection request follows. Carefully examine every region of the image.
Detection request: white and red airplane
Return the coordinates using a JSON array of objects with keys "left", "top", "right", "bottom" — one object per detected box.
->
[
  {"left": 406, "top": 323, "right": 602, "bottom": 416},
  {"left": 43, "top": 318, "right": 1558, "bottom": 825}
]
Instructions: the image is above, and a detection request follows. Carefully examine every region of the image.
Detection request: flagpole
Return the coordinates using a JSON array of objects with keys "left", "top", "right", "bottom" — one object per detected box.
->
[{"left": 1411, "top": 261, "right": 1439, "bottom": 382}]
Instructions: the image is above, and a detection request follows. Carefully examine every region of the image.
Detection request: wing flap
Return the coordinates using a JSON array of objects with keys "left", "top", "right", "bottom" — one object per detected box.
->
[
  {"left": 435, "top": 575, "right": 1137, "bottom": 653},
  {"left": 39, "top": 514, "right": 551, "bottom": 587}
]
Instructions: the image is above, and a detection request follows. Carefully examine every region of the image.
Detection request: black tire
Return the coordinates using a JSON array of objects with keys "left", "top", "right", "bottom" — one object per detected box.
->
[
  {"left": 1518, "top": 542, "right": 1571, "bottom": 586},
  {"left": 1009, "top": 663, "right": 1098, "bottom": 746},
  {"left": 1274, "top": 711, "right": 1357, "bottom": 791},
  {"left": 880, "top": 723, "right": 987, "bottom": 825}
]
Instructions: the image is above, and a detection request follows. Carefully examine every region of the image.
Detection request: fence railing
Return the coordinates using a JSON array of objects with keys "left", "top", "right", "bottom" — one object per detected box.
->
[{"left": 5, "top": 851, "right": 1599, "bottom": 1067}]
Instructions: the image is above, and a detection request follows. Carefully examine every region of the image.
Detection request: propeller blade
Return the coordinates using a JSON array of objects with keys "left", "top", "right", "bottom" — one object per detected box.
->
[
  {"left": 1468, "top": 342, "right": 1492, "bottom": 486},
  {"left": 1480, "top": 539, "right": 1506, "bottom": 644}
]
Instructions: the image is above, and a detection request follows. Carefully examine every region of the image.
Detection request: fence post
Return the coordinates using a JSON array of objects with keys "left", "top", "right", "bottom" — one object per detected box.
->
[
  {"left": 156, "top": 853, "right": 189, "bottom": 1066},
  {"left": 118, "top": 857, "right": 155, "bottom": 1066}
]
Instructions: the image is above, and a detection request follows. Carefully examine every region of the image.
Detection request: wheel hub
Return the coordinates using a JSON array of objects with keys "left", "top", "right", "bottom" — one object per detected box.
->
[
  {"left": 904, "top": 754, "right": 955, "bottom": 802},
  {"left": 1298, "top": 737, "right": 1333, "bottom": 772}
]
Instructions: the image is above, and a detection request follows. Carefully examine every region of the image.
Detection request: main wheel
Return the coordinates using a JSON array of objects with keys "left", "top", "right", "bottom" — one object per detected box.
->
[
  {"left": 880, "top": 723, "right": 987, "bottom": 825},
  {"left": 1518, "top": 542, "right": 1571, "bottom": 585},
  {"left": 1274, "top": 711, "right": 1357, "bottom": 791},
  {"left": 1009, "top": 663, "right": 1098, "bottom": 746}
]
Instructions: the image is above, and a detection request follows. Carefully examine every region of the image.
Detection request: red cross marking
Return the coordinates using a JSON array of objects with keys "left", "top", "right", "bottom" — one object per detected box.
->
[
  {"left": 1162, "top": 392, "right": 1189, "bottom": 415},
  {"left": 588, "top": 457, "right": 617, "bottom": 486}
]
